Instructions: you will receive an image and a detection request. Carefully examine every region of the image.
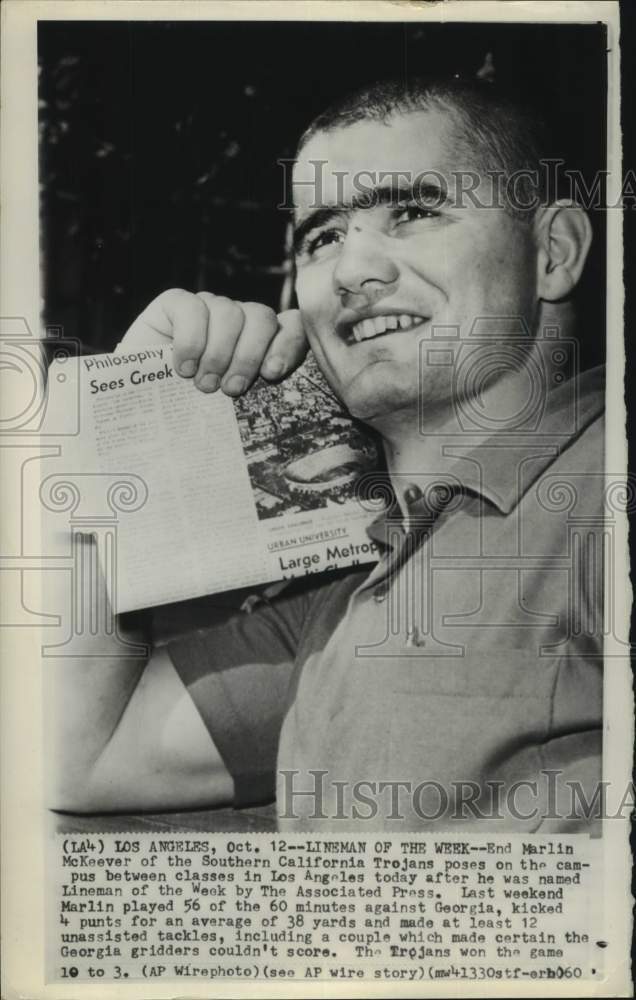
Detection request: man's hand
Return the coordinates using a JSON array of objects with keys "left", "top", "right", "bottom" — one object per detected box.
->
[{"left": 119, "top": 289, "right": 308, "bottom": 396}]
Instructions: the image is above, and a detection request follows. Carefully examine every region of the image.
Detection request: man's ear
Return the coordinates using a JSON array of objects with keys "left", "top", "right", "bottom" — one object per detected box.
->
[{"left": 534, "top": 201, "right": 593, "bottom": 302}]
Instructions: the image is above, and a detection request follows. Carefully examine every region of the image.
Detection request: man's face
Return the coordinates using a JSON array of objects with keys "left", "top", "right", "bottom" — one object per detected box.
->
[{"left": 292, "top": 109, "right": 540, "bottom": 425}]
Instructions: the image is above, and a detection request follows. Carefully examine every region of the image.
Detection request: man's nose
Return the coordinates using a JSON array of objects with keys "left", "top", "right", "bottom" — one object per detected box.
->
[{"left": 332, "top": 225, "right": 399, "bottom": 306}]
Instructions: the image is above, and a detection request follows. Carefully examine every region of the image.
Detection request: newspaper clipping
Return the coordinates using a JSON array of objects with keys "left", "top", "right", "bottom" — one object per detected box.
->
[
  {"left": 1, "top": 2, "right": 632, "bottom": 998},
  {"left": 43, "top": 348, "right": 380, "bottom": 611}
]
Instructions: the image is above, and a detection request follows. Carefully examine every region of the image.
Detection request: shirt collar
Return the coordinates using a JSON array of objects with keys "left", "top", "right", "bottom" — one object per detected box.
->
[{"left": 366, "top": 364, "right": 605, "bottom": 545}]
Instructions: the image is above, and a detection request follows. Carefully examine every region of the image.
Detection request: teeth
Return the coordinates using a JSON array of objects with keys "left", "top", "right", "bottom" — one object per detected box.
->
[
  {"left": 373, "top": 317, "right": 386, "bottom": 336},
  {"left": 350, "top": 314, "right": 425, "bottom": 341},
  {"left": 362, "top": 318, "right": 376, "bottom": 339}
]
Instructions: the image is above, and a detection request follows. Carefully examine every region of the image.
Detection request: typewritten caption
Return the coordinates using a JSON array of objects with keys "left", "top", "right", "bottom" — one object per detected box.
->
[{"left": 48, "top": 834, "right": 605, "bottom": 984}]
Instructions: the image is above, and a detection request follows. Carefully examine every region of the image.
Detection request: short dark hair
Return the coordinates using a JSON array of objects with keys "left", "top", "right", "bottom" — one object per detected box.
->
[{"left": 298, "top": 76, "right": 552, "bottom": 220}]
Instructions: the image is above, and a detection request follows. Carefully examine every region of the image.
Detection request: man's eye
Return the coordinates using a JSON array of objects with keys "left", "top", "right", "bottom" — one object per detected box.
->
[
  {"left": 394, "top": 203, "right": 440, "bottom": 224},
  {"left": 304, "top": 228, "right": 345, "bottom": 257}
]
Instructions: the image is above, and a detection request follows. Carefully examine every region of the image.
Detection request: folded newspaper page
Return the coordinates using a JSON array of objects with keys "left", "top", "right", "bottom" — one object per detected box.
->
[{"left": 45, "top": 347, "right": 381, "bottom": 612}]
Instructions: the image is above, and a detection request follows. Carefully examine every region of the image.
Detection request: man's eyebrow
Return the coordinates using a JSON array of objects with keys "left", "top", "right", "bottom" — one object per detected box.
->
[
  {"left": 351, "top": 179, "right": 449, "bottom": 212},
  {"left": 292, "top": 180, "right": 449, "bottom": 255}
]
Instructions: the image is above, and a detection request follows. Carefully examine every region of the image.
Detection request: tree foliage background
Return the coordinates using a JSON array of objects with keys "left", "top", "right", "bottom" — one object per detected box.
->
[{"left": 39, "top": 20, "right": 606, "bottom": 364}]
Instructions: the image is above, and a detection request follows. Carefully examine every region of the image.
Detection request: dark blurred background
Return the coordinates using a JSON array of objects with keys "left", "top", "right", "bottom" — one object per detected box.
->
[{"left": 38, "top": 19, "right": 607, "bottom": 366}]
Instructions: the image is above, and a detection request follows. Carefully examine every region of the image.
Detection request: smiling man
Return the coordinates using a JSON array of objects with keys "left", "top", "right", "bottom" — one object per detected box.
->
[{"left": 49, "top": 77, "right": 604, "bottom": 830}]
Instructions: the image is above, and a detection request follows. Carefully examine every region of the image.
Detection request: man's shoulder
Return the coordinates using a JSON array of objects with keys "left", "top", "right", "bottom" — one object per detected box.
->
[
  {"left": 537, "top": 365, "right": 605, "bottom": 516},
  {"left": 555, "top": 363, "right": 605, "bottom": 471},
  {"left": 572, "top": 362, "right": 605, "bottom": 426}
]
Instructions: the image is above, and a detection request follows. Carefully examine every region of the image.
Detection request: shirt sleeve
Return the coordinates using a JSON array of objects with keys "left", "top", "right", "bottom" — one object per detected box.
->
[{"left": 166, "top": 582, "right": 313, "bottom": 806}]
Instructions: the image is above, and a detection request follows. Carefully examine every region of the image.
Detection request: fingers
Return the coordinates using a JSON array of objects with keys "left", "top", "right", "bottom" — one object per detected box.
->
[
  {"left": 260, "top": 309, "right": 309, "bottom": 380},
  {"left": 162, "top": 291, "right": 211, "bottom": 377},
  {"left": 221, "top": 302, "right": 279, "bottom": 396},
  {"left": 193, "top": 294, "right": 246, "bottom": 392},
  {"left": 120, "top": 289, "right": 308, "bottom": 397},
  {"left": 195, "top": 296, "right": 279, "bottom": 396},
  {"left": 117, "top": 288, "right": 194, "bottom": 352}
]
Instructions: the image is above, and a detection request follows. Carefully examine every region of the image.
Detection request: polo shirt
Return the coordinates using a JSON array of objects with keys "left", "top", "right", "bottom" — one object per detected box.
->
[{"left": 168, "top": 364, "right": 605, "bottom": 830}]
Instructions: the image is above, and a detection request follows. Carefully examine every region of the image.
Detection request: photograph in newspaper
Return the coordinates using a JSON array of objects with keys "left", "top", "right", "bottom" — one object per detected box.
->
[
  {"left": 235, "top": 354, "right": 378, "bottom": 518},
  {"left": 2, "top": 4, "right": 627, "bottom": 996}
]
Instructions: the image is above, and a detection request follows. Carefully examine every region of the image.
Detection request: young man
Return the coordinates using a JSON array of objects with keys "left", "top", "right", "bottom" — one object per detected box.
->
[{"left": 48, "top": 78, "right": 604, "bottom": 830}]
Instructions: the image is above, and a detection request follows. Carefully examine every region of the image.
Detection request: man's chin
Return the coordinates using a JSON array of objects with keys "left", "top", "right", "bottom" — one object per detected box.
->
[{"left": 339, "top": 367, "right": 420, "bottom": 424}]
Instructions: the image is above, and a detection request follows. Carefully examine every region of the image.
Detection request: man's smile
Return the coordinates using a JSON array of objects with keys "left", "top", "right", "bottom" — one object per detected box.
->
[
  {"left": 335, "top": 308, "right": 430, "bottom": 345},
  {"left": 350, "top": 312, "right": 429, "bottom": 342}
]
